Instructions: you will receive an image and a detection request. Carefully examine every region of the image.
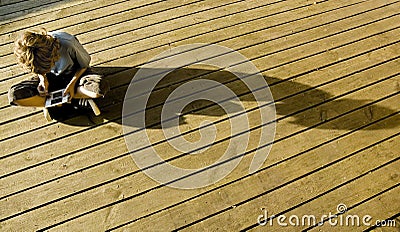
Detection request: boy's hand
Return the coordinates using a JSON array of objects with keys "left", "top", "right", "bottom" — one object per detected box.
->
[
  {"left": 37, "top": 75, "right": 49, "bottom": 96},
  {"left": 64, "top": 68, "right": 87, "bottom": 99},
  {"left": 64, "top": 81, "right": 75, "bottom": 99}
]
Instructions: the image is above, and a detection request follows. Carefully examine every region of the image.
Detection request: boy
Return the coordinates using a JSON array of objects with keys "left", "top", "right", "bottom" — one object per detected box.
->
[{"left": 8, "top": 28, "right": 109, "bottom": 120}]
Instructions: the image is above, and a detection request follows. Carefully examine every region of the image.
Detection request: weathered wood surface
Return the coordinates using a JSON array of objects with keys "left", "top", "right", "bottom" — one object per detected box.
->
[{"left": 0, "top": 0, "right": 399, "bottom": 231}]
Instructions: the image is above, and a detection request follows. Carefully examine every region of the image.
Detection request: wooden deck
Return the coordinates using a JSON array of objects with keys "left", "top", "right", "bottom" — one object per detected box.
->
[{"left": 1, "top": 0, "right": 399, "bottom": 231}]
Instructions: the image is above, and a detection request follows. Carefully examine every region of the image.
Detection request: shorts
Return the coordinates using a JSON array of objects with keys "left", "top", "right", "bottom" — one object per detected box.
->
[{"left": 8, "top": 68, "right": 110, "bottom": 105}]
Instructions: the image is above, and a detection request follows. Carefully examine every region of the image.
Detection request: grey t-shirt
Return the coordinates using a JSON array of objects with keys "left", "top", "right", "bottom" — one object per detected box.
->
[{"left": 49, "top": 31, "right": 91, "bottom": 77}]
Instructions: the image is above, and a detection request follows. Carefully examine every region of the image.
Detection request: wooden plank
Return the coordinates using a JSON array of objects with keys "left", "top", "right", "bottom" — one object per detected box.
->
[
  {"left": 2, "top": 0, "right": 390, "bottom": 82},
  {"left": 2, "top": 12, "right": 399, "bottom": 159},
  {"left": 1, "top": 0, "right": 397, "bottom": 120},
  {"left": 1, "top": 0, "right": 399, "bottom": 230},
  {"left": 0, "top": 0, "right": 302, "bottom": 80},
  {"left": 0, "top": 0, "right": 396, "bottom": 190},
  {"left": 0, "top": 0, "right": 211, "bottom": 58},
  {"left": 1, "top": 21, "right": 398, "bottom": 201},
  {"left": 3, "top": 0, "right": 396, "bottom": 118},
  {"left": 34, "top": 70, "right": 396, "bottom": 228},
  {"left": 312, "top": 187, "right": 400, "bottom": 231},
  {"left": 4, "top": 65, "right": 396, "bottom": 203},
  {"left": 184, "top": 145, "right": 399, "bottom": 231},
  {"left": 1, "top": 60, "right": 398, "bottom": 230},
  {"left": 0, "top": 0, "right": 96, "bottom": 23},
  {"left": 1, "top": 27, "right": 399, "bottom": 191},
  {"left": 86, "top": 0, "right": 391, "bottom": 67},
  {"left": 0, "top": 0, "right": 356, "bottom": 137},
  {"left": 362, "top": 214, "right": 400, "bottom": 232},
  {"left": 0, "top": 0, "right": 163, "bottom": 41},
  {"left": 51, "top": 103, "right": 400, "bottom": 231}
]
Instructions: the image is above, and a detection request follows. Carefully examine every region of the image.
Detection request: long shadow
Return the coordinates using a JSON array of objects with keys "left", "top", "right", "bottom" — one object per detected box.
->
[{"left": 50, "top": 66, "right": 399, "bottom": 131}]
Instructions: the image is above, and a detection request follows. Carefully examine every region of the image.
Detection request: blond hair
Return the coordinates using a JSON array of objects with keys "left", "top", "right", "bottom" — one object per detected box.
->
[{"left": 14, "top": 28, "right": 60, "bottom": 75}]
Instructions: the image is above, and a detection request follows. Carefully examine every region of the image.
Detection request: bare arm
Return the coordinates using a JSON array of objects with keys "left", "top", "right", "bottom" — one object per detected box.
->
[
  {"left": 63, "top": 67, "right": 87, "bottom": 97},
  {"left": 37, "top": 74, "right": 49, "bottom": 96}
]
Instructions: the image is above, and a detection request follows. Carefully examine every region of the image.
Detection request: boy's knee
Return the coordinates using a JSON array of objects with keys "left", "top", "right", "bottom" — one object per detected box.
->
[
  {"left": 8, "top": 79, "right": 40, "bottom": 106},
  {"left": 12, "top": 96, "right": 46, "bottom": 107}
]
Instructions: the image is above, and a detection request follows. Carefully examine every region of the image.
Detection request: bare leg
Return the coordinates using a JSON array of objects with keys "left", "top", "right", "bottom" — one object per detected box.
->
[
  {"left": 12, "top": 96, "right": 46, "bottom": 107},
  {"left": 72, "top": 86, "right": 103, "bottom": 99}
]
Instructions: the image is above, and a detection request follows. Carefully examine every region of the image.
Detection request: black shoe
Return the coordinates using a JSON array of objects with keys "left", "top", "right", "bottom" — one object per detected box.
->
[{"left": 71, "top": 98, "right": 101, "bottom": 116}]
